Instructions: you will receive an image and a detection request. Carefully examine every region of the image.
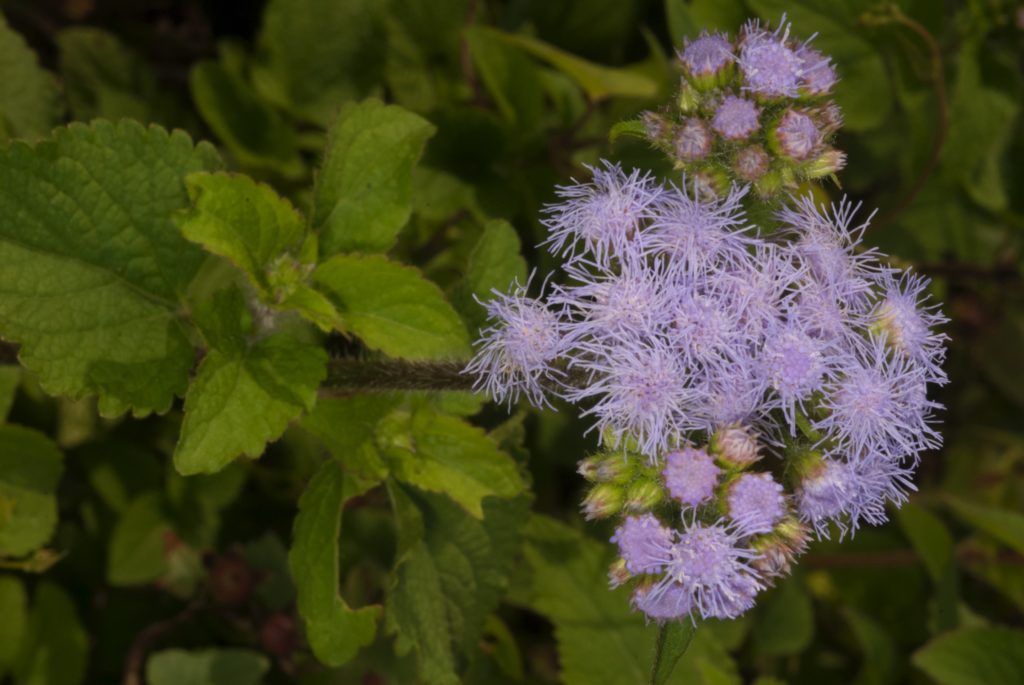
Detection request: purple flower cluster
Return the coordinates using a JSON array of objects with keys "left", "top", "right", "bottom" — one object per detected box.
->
[
  {"left": 640, "top": 17, "right": 845, "bottom": 197},
  {"left": 466, "top": 16, "right": 948, "bottom": 625}
]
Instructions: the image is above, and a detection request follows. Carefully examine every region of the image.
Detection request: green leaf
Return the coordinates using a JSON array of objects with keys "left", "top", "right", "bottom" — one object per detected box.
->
[
  {"left": 453, "top": 219, "right": 527, "bottom": 334},
  {"left": 107, "top": 491, "right": 171, "bottom": 585},
  {"left": 0, "top": 366, "right": 20, "bottom": 423},
  {"left": 947, "top": 497, "right": 1024, "bottom": 557},
  {"left": 301, "top": 395, "right": 401, "bottom": 481},
  {"left": 508, "top": 515, "right": 739, "bottom": 685},
  {"left": 666, "top": 0, "right": 749, "bottom": 43},
  {"left": 386, "top": 411, "right": 526, "bottom": 518},
  {"left": 177, "top": 172, "right": 309, "bottom": 297},
  {"left": 0, "top": 120, "right": 222, "bottom": 416},
  {"left": 610, "top": 118, "right": 649, "bottom": 143},
  {"left": 0, "top": 425, "right": 63, "bottom": 557},
  {"left": 56, "top": 27, "right": 166, "bottom": 124},
  {"left": 146, "top": 648, "right": 269, "bottom": 685},
  {"left": 190, "top": 57, "right": 303, "bottom": 179},
  {"left": 314, "top": 254, "right": 470, "bottom": 359},
  {"left": 173, "top": 330, "right": 327, "bottom": 475},
  {"left": 0, "top": 14, "right": 62, "bottom": 138},
  {"left": 289, "top": 460, "right": 380, "bottom": 667},
  {"left": 898, "top": 503, "right": 955, "bottom": 583},
  {"left": 751, "top": 575, "right": 815, "bottom": 656},
  {"left": 651, "top": 622, "right": 699, "bottom": 685},
  {"left": 386, "top": 485, "right": 529, "bottom": 685},
  {"left": 313, "top": 99, "right": 435, "bottom": 255},
  {"left": 844, "top": 608, "right": 898, "bottom": 685},
  {"left": 464, "top": 27, "right": 545, "bottom": 129},
  {"left": 913, "top": 627, "right": 1024, "bottom": 685},
  {"left": 487, "top": 30, "right": 659, "bottom": 102},
  {"left": 255, "top": 0, "right": 388, "bottom": 125},
  {"left": 14, "top": 582, "right": 88, "bottom": 685},
  {"left": 0, "top": 574, "right": 27, "bottom": 671},
  {"left": 748, "top": 0, "right": 892, "bottom": 131}
]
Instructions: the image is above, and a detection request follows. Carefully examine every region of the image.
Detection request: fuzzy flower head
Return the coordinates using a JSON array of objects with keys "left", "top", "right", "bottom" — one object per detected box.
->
[
  {"left": 646, "top": 183, "right": 755, "bottom": 271},
  {"left": 773, "top": 109, "right": 821, "bottom": 161},
  {"left": 727, "top": 472, "right": 787, "bottom": 537},
  {"left": 738, "top": 19, "right": 803, "bottom": 98},
  {"left": 633, "top": 580, "right": 693, "bottom": 621},
  {"left": 873, "top": 271, "right": 949, "bottom": 383},
  {"left": 663, "top": 446, "right": 721, "bottom": 508},
  {"left": 542, "top": 162, "right": 663, "bottom": 265},
  {"left": 712, "top": 95, "right": 760, "bottom": 140},
  {"left": 465, "top": 281, "right": 565, "bottom": 407},
  {"left": 612, "top": 514, "right": 674, "bottom": 575},
  {"left": 797, "top": 46, "right": 837, "bottom": 95},
  {"left": 679, "top": 31, "right": 734, "bottom": 82},
  {"left": 762, "top": 324, "right": 831, "bottom": 428}
]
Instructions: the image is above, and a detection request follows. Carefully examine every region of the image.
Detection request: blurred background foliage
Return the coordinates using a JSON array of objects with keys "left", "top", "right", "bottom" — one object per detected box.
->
[{"left": 0, "top": 0, "right": 1022, "bottom": 683}]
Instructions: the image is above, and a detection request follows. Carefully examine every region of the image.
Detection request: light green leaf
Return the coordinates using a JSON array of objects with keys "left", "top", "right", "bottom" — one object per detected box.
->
[
  {"left": 0, "top": 574, "right": 27, "bottom": 670},
  {"left": 453, "top": 219, "right": 527, "bottom": 335},
  {"left": 14, "top": 582, "right": 88, "bottom": 685},
  {"left": 508, "top": 515, "right": 738, "bottom": 685},
  {"left": 174, "top": 331, "right": 327, "bottom": 475},
  {"left": 107, "top": 491, "right": 171, "bottom": 585},
  {"left": 947, "top": 497, "right": 1024, "bottom": 557},
  {"left": 146, "top": 648, "right": 269, "bottom": 685},
  {"left": 488, "top": 30, "right": 659, "bottom": 102},
  {"left": 0, "top": 425, "right": 63, "bottom": 557},
  {"left": 256, "top": 0, "right": 388, "bottom": 125},
  {"left": 177, "top": 172, "right": 308, "bottom": 297},
  {"left": 313, "top": 99, "right": 435, "bottom": 255},
  {"left": 314, "top": 254, "right": 470, "bottom": 359},
  {"left": 386, "top": 485, "right": 529, "bottom": 685},
  {"left": 913, "top": 627, "right": 1024, "bottom": 685},
  {"left": 190, "top": 57, "right": 303, "bottom": 179},
  {"left": 290, "top": 461, "right": 380, "bottom": 667},
  {"left": 0, "top": 120, "right": 222, "bottom": 416},
  {"left": 301, "top": 395, "right": 401, "bottom": 481},
  {"left": 752, "top": 575, "right": 815, "bottom": 656},
  {"left": 387, "top": 411, "right": 526, "bottom": 518},
  {"left": 748, "top": 0, "right": 892, "bottom": 131},
  {"left": 0, "top": 14, "right": 62, "bottom": 138}
]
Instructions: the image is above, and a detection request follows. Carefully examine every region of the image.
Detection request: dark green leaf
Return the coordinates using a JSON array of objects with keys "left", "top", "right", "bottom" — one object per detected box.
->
[
  {"left": 0, "top": 425, "right": 63, "bottom": 557},
  {"left": 107, "top": 491, "right": 171, "bottom": 585},
  {"left": 752, "top": 575, "right": 814, "bottom": 656},
  {"left": 913, "top": 627, "right": 1024, "bottom": 685},
  {"left": 0, "top": 14, "right": 62, "bottom": 138},
  {"left": 146, "top": 648, "right": 269, "bottom": 685},
  {"left": 0, "top": 574, "right": 26, "bottom": 670},
  {"left": 14, "top": 582, "right": 87, "bottom": 685}
]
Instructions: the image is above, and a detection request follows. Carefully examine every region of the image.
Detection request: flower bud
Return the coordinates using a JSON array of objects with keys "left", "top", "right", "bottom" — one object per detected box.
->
[
  {"left": 750, "top": 517, "right": 809, "bottom": 579},
  {"left": 624, "top": 479, "right": 665, "bottom": 513},
  {"left": 582, "top": 483, "right": 624, "bottom": 520},
  {"left": 679, "top": 32, "right": 735, "bottom": 91},
  {"left": 804, "top": 148, "right": 846, "bottom": 179},
  {"left": 733, "top": 145, "right": 770, "bottom": 183},
  {"left": 641, "top": 110, "right": 673, "bottom": 144},
  {"left": 710, "top": 423, "right": 761, "bottom": 467},
  {"left": 711, "top": 96, "right": 760, "bottom": 141},
  {"left": 674, "top": 118, "right": 713, "bottom": 162},
  {"left": 771, "top": 108, "right": 821, "bottom": 161},
  {"left": 608, "top": 558, "right": 631, "bottom": 588},
  {"left": 677, "top": 80, "right": 702, "bottom": 114},
  {"left": 811, "top": 102, "right": 843, "bottom": 137}
]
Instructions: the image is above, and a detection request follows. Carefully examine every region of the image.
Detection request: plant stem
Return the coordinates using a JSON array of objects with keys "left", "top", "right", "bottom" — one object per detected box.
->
[
  {"left": 650, "top": 621, "right": 698, "bottom": 685},
  {"left": 324, "top": 357, "right": 478, "bottom": 394}
]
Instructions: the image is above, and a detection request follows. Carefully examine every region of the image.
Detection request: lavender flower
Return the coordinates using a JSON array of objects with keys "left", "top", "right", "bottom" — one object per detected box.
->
[
  {"left": 712, "top": 96, "right": 761, "bottom": 140},
  {"left": 646, "top": 183, "right": 755, "bottom": 270},
  {"left": 762, "top": 324, "right": 832, "bottom": 429},
  {"left": 873, "top": 271, "right": 949, "bottom": 383},
  {"left": 633, "top": 580, "right": 693, "bottom": 621},
  {"left": 711, "top": 424, "right": 762, "bottom": 467},
  {"left": 727, "top": 472, "right": 787, "bottom": 537},
  {"left": 773, "top": 109, "right": 821, "bottom": 161},
  {"left": 735, "top": 144, "right": 770, "bottom": 181},
  {"left": 663, "top": 446, "right": 720, "bottom": 507},
  {"left": 612, "top": 514, "right": 674, "bottom": 574},
  {"left": 738, "top": 20, "right": 803, "bottom": 98},
  {"left": 797, "top": 46, "right": 837, "bottom": 96},
  {"left": 679, "top": 32, "right": 734, "bottom": 83},
  {"left": 674, "top": 118, "right": 713, "bottom": 162}
]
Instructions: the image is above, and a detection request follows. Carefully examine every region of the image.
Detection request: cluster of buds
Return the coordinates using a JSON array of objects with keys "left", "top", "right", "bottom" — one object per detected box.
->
[
  {"left": 638, "top": 17, "right": 845, "bottom": 199},
  {"left": 580, "top": 425, "right": 810, "bottom": 620}
]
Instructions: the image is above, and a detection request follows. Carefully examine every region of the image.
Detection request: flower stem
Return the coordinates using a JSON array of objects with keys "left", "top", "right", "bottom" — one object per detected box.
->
[
  {"left": 323, "top": 357, "right": 478, "bottom": 394},
  {"left": 650, "top": 621, "right": 698, "bottom": 685}
]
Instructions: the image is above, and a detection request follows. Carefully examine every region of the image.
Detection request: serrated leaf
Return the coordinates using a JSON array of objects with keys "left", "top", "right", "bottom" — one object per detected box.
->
[
  {"left": 301, "top": 395, "right": 401, "bottom": 481},
  {"left": 947, "top": 497, "right": 1024, "bottom": 557},
  {"left": 107, "top": 491, "right": 171, "bottom": 585},
  {"left": 913, "top": 627, "right": 1024, "bottom": 685},
  {"left": 190, "top": 57, "right": 303, "bottom": 179},
  {"left": 14, "top": 582, "right": 87, "bottom": 685},
  {"left": 0, "top": 574, "right": 27, "bottom": 670},
  {"left": 508, "top": 515, "right": 739, "bottom": 685},
  {"left": 386, "top": 484, "right": 529, "bottom": 685},
  {"left": 0, "top": 120, "right": 222, "bottom": 416},
  {"left": 174, "top": 331, "right": 327, "bottom": 475},
  {"left": 453, "top": 219, "right": 527, "bottom": 335},
  {"left": 256, "top": 0, "right": 388, "bottom": 125},
  {"left": 488, "top": 30, "right": 659, "bottom": 102},
  {"left": 748, "top": 0, "right": 891, "bottom": 131},
  {"left": 177, "top": 172, "right": 308, "bottom": 297},
  {"left": 290, "top": 461, "right": 380, "bottom": 667},
  {"left": 0, "top": 14, "right": 62, "bottom": 138},
  {"left": 314, "top": 254, "right": 470, "bottom": 359},
  {"left": 313, "top": 99, "right": 435, "bottom": 255},
  {"left": 146, "top": 648, "right": 269, "bottom": 685},
  {"left": 387, "top": 411, "right": 525, "bottom": 518},
  {"left": 0, "top": 425, "right": 63, "bottom": 557}
]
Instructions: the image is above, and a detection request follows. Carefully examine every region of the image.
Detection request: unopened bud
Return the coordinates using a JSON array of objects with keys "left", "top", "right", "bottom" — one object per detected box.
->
[
  {"left": 641, "top": 110, "right": 672, "bottom": 143},
  {"left": 582, "top": 483, "right": 624, "bottom": 520},
  {"left": 771, "top": 109, "right": 821, "bottom": 161},
  {"left": 674, "top": 118, "right": 712, "bottom": 162},
  {"left": 608, "top": 558, "right": 631, "bottom": 588},
  {"left": 710, "top": 423, "right": 761, "bottom": 467},
  {"left": 623, "top": 479, "right": 664, "bottom": 513},
  {"left": 678, "top": 32, "right": 735, "bottom": 92},
  {"left": 677, "top": 80, "right": 701, "bottom": 114},
  {"left": 811, "top": 102, "right": 843, "bottom": 137},
  {"left": 805, "top": 147, "right": 846, "bottom": 179},
  {"left": 734, "top": 145, "right": 770, "bottom": 182},
  {"left": 751, "top": 517, "right": 809, "bottom": 579}
]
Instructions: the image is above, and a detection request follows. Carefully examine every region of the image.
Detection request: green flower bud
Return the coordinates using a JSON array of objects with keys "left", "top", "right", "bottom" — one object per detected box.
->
[
  {"left": 581, "top": 483, "right": 624, "bottom": 520},
  {"left": 624, "top": 479, "right": 665, "bottom": 513}
]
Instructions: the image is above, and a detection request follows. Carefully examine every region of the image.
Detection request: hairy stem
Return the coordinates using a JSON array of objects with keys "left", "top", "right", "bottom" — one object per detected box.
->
[{"left": 324, "top": 357, "right": 478, "bottom": 394}]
